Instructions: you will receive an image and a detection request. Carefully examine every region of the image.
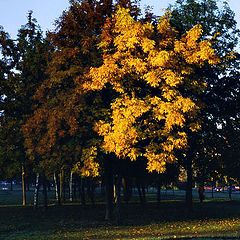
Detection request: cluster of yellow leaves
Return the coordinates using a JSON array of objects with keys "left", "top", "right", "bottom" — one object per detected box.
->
[
  {"left": 86, "top": 7, "right": 220, "bottom": 173},
  {"left": 73, "top": 146, "right": 99, "bottom": 177},
  {"left": 150, "top": 95, "right": 196, "bottom": 131},
  {"left": 83, "top": 7, "right": 220, "bottom": 173},
  {"left": 157, "top": 13, "right": 178, "bottom": 49},
  {"left": 174, "top": 25, "right": 219, "bottom": 66},
  {"left": 95, "top": 96, "right": 149, "bottom": 161}
]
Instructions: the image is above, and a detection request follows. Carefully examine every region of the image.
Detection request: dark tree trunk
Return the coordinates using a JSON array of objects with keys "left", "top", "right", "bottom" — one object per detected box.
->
[
  {"left": 62, "top": 169, "right": 66, "bottom": 202},
  {"left": 42, "top": 174, "right": 48, "bottom": 211},
  {"left": 78, "top": 177, "right": 81, "bottom": 199},
  {"left": 79, "top": 178, "right": 86, "bottom": 206},
  {"left": 136, "top": 180, "right": 146, "bottom": 206},
  {"left": 10, "top": 179, "right": 13, "bottom": 191},
  {"left": 73, "top": 177, "right": 77, "bottom": 199},
  {"left": 22, "top": 165, "right": 26, "bottom": 206},
  {"left": 137, "top": 182, "right": 143, "bottom": 205},
  {"left": 100, "top": 182, "right": 105, "bottom": 197},
  {"left": 34, "top": 173, "right": 40, "bottom": 210},
  {"left": 47, "top": 181, "right": 51, "bottom": 192},
  {"left": 122, "top": 177, "right": 128, "bottom": 203},
  {"left": 122, "top": 177, "right": 132, "bottom": 204},
  {"left": 27, "top": 182, "right": 30, "bottom": 191},
  {"left": 185, "top": 157, "right": 193, "bottom": 208},
  {"left": 157, "top": 182, "right": 161, "bottom": 204},
  {"left": 229, "top": 181, "right": 232, "bottom": 200},
  {"left": 114, "top": 174, "right": 121, "bottom": 225},
  {"left": 69, "top": 171, "right": 73, "bottom": 202},
  {"left": 212, "top": 181, "right": 214, "bottom": 199},
  {"left": 59, "top": 170, "right": 63, "bottom": 203},
  {"left": 87, "top": 178, "right": 95, "bottom": 206},
  {"left": 142, "top": 184, "right": 146, "bottom": 205},
  {"left": 104, "top": 158, "right": 114, "bottom": 221}
]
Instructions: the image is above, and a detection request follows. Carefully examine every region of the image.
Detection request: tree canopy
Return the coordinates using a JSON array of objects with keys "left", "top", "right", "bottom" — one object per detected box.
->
[
  {"left": 83, "top": 6, "right": 219, "bottom": 173},
  {"left": 0, "top": 0, "right": 240, "bottom": 218}
]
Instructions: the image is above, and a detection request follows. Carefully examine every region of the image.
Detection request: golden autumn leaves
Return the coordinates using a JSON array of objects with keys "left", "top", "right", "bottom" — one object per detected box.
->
[
  {"left": 84, "top": 7, "right": 219, "bottom": 173},
  {"left": 24, "top": 6, "right": 220, "bottom": 176}
]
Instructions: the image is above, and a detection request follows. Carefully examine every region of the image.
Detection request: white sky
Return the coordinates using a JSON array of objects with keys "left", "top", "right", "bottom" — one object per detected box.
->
[{"left": 0, "top": 0, "right": 239, "bottom": 38}]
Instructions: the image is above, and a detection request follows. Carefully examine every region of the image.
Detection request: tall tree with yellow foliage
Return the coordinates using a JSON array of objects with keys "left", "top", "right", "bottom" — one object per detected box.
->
[
  {"left": 83, "top": 6, "right": 219, "bottom": 175},
  {"left": 23, "top": 1, "right": 219, "bottom": 221}
]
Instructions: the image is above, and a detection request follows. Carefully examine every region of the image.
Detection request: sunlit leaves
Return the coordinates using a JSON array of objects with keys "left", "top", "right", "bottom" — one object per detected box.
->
[
  {"left": 85, "top": 6, "right": 219, "bottom": 173},
  {"left": 95, "top": 96, "right": 149, "bottom": 161},
  {"left": 174, "top": 25, "right": 219, "bottom": 66},
  {"left": 73, "top": 146, "right": 99, "bottom": 177}
]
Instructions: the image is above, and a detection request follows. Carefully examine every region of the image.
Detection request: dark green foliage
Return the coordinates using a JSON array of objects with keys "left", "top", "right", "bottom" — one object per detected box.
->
[
  {"left": 170, "top": 0, "right": 240, "bottom": 189},
  {"left": 0, "top": 12, "right": 48, "bottom": 180}
]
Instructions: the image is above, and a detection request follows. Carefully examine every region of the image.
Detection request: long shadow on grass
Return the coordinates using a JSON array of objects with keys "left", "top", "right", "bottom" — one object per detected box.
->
[
  {"left": 1, "top": 200, "right": 240, "bottom": 237},
  {"left": 121, "top": 200, "right": 240, "bottom": 225}
]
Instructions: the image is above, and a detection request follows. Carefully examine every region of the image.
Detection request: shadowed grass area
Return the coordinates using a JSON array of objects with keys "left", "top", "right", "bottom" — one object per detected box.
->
[{"left": 1, "top": 190, "right": 240, "bottom": 239}]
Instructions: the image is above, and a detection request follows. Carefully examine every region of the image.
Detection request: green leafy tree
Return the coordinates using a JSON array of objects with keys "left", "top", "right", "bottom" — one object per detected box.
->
[
  {"left": 0, "top": 12, "right": 48, "bottom": 205},
  {"left": 0, "top": 28, "right": 19, "bottom": 181},
  {"left": 170, "top": 0, "right": 240, "bottom": 206}
]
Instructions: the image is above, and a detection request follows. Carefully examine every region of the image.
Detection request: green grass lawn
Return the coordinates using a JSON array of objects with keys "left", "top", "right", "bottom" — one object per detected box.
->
[{"left": 1, "top": 190, "right": 240, "bottom": 239}]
